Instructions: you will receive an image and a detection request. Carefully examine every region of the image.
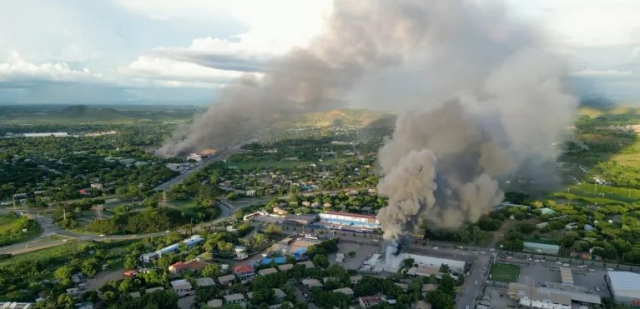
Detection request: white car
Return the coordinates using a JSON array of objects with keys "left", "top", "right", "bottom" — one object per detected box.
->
[
  {"left": 489, "top": 248, "right": 495, "bottom": 252},
  {"left": 99, "top": 234, "right": 105, "bottom": 237},
  {"left": 562, "top": 263, "right": 570, "bottom": 267},
  {"left": 433, "top": 246, "right": 439, "bottom": 250},
  {"left": 607, "top": 268, "right": 614, "bottom": 271},
  {"left": 556, "top": 261, "right": 562, "bottom": 265},
  {"left": 589, "top": 269, "right": 595, "bottom": 272},
  {"left": 481, "top": 251, "right": 486, "bottom": 254}
]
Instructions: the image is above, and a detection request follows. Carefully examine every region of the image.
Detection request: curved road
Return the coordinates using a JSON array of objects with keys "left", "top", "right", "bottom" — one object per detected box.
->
[{"left": 0, "top": 198, "right": 263, "bottom": 256}]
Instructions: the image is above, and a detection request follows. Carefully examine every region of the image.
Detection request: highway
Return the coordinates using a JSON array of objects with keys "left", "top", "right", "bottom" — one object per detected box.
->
[
  {"left": 154, "top": 149, "right": 237, "bottom": 191},
  {"left": 0, "top": 198, "right": 266, "bottom": 256}
]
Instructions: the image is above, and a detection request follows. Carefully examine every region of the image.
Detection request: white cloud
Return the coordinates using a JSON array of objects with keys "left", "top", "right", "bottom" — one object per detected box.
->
[
  {"left": 118, "top": 56, "right": 245, "bottom": 87},
  {"left": 0, "top": 52, "right": 103, "bottom": 83},
  {"left": 572, "top": 68, "right": 634, "bottom": 77}
]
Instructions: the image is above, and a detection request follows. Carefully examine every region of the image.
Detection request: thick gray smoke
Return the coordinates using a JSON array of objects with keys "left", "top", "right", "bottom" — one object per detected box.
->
[{"left": 158, "top": 0, "right": 577, "bottom": 246}]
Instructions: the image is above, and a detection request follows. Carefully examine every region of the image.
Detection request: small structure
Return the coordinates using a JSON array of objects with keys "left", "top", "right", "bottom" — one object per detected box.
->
[
  {"left": 415, "top": 300, "right": 432, "bottom": 309},
  {"left": 217, "top": 274, "right": 236, "bottom": 286},
  {"left": 195, "top": 277, "right": 216, "bottom": 288},
  {"left": 170, "top": 279, "right": 194, "bottom": 297},
  {"left": 129, "top": 292, "right": 141, "bottom": 299},
  {"left": 332, "top": 287, "right": 354, "bottom": 297},
  {"left": 206, "top": 299, "right": 223, "bottom": 308},
  {"left": 422, "top": 284, "right": 438, "bottom": 293},
  {"left": 523, "top": 242, "right": 560, "bottom": 255},
  {"left": 359, "top": 295, "right": 383, "bottom": 308},
  {"left": 395, "top": 283, "right": 409, "bottom": 291},
  {"left": 302, "top": 278, "right": 323, "bottom": 288},
  {"left": 258, "top": 268, "right": 279, "bottom": 276},
  {"left": 279, "top": 264, "right": 294, "bottom": 271},
  {"left": 223, "top": 293, "right": 246, "bottom": 305},
  {"left": 168, "top": 260, "right": 208, "bottom": 274},
  {"left": 560, "top": 267, "right": 574, "bottom": 286},
  {"left": 284, "top": 214, "right": 319, "bottom": 225},
  {"left": 233, "top": 264, "right": 255, "bottom": 280},
  {"left": 124, "top": 270, "right": 137, "bottom": 278}
]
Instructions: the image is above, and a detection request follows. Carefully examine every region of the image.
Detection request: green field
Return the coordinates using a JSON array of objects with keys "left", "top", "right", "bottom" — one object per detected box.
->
[
  {"left": 0, "top": 216, "right": 41, "bottom": 247},
  {"left": 489, "top": 263, "right": 520, "bottom": 283}
]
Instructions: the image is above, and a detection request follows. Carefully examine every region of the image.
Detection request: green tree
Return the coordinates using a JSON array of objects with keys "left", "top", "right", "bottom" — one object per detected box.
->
[
  {"left": 313, "top": 254, "right": 329, "bottom": 268},
  {"left": 54, "top": 265, "right": 73, "bottom": 286},
  {"left": 202, "top": 264, "right": 221, "bottom": 277}
]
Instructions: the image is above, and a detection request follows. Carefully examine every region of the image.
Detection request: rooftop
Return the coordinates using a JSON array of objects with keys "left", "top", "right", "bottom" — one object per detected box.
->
[
  {"left": 170, "top": 279, "right": 193, "bottom": 290},
  {"left": 224, "top": 293, "right": 245, "bottom": 302},
  {"left": 218, "top": 274, "right": 236, "bottom": 283},
  {"left": 560, "top": 267, "right": 574, "bottom": 285},
  {"left": 279, "top": 264, "right": 294, "bottom": 271},
  {"left": 608, "top": 271, "right": 640, "bottom": 295},
  {"left": 332, "top": 287, "right": 354, "bottom": 295},
  {"left": 302, "top": 278, "right": 323, "bottom": 287},
  {"left": 258, "top": 268, "right": 279, "bottom": 276},
  {"left": 234, "top": 264, "right": 255, "bottom": 273},
  {"left": 321, "top": 211, "right": 377, "bottom": 219},
  {"left": 195, "top": 277, "right": 216, "bottom": 287},
  {"left": 206, "top": 299, "right": 223, "bottom": 308}
]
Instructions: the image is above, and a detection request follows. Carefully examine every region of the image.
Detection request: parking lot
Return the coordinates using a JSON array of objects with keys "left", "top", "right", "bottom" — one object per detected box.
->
[
  {"left": 328, "top": 243, "right": 380, "bottom": 270},
  {"left": 479, "top": 285, "right": 517, "bottom": 309}
]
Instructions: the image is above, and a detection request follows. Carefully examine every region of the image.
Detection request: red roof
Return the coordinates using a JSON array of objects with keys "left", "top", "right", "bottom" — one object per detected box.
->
[
  {"left": 359, "top": 296, "right": 383, "bottom": 306},
  {"left": 322, "top": 211, "right": 376, "bottom": 219},
  {"left": 169, "top": 262, "right": 185, "bottom": 270},
  {"left": 234, "top": 264, "right": 254, "bottom": 273},
  {"left": 124, "top": 270, "right": 137, "bottom": 275}
]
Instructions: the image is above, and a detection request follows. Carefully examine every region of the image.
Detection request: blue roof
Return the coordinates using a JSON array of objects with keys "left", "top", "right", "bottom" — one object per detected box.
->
[
  {"left": 261, "top": 258, "right": 273, "bottom": 265},
  {"left": 274, "top": 257, "right": 286, "bottom": 264},
  {"left": 158, "top": 244, "right": 179, "bottom": 254},
  {"left": 294, "top": 247, "right": 307, "bottom": 254}
]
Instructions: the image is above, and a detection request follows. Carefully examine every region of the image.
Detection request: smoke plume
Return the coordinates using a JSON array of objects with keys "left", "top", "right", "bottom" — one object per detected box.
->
[{"left": 158, "top": 0, "right": 577, "bottom": 245}]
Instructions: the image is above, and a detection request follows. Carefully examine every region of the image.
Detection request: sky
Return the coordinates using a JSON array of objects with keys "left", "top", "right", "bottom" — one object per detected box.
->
[{"left": 0, "top": 0, "right": 639, "bottom": 105}]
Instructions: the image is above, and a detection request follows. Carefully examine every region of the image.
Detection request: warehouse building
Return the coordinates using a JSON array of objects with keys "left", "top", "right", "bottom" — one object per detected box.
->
[
  {"left": 508, "top": 283, "right": 601, "bottom": 308},
  {"left": 523, "top": 242, "right": 560, "bottom": 255},
  {"left": 319, "top": 211, "right": 380, "bottom": 229},
  {"left": 284, "top": 214, "right": 319, "bottom": 226},
  {"left": 606, "top": 271, "right": 640, "bottom": 306}
]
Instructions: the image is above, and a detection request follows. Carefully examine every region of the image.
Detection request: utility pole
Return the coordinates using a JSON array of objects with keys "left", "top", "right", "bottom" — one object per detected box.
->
[
  {"left": 13, "top": 194, "right": 16, "bottom": 209},
  {"left": 63, "top": 209, "right": 67, "bottom": 221},
  {"left": 161, "top": 190, "right": 168, "bottom": 208}
]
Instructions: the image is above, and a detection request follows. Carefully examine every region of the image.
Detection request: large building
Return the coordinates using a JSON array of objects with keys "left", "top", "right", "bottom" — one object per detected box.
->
[
  {"left": 139, "top": 235, "right": 205, "bottom": 263},
  {"left": 523, "top": 242, "right": 561, "bottom": 255},
  {"left": 508, "top": 283, "right": 601, "bottom": 309},
  {"left": 606, "top": 271, "right": 640, "bottom": 306},
  {"left": 284, "top": 214, "right": 319, "bottom": 226},
  {"left": 319, "top": 211, "right": 380, "bottom": 229}
]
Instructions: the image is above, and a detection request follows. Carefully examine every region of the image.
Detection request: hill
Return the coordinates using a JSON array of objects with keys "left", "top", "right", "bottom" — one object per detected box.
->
[{"left": 56, "top": 105, "right": 131, "bottom": 120}]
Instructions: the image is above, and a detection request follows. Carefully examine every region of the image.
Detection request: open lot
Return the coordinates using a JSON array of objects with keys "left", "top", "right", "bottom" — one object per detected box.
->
[
  {"left": 490, "top": 263, "right": 520, "bottom": 283},
  {"left": 479, "top": 285, "right": 517, "bottom": 309}
]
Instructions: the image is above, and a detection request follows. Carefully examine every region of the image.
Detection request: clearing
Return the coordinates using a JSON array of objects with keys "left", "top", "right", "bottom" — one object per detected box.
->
[{"left": 489, "top": 263, "right": 520, "bottom": 283}]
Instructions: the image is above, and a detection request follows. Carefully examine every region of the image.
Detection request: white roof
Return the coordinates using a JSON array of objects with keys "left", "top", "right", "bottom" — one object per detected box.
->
[
  {"left": 196, "top": 277, "right": 216, "bottom": 287},
  {"left": 608, "top": 271, "right": 640, "bottom": 296}
]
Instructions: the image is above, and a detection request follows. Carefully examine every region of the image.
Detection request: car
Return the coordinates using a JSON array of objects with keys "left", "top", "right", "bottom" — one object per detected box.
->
[
  {"left": 475, "top": 280, "right": 478, "bottom": 285},
  {"left": 507, "top": 256, "right": 512, "bottom": 259},
  {"left": 528, "top": 258, "right": 533, "bottom": 261},
  {"left": 589, "top": 269, "right": 595, "bottom": 272},
  {"left": 562, "top": 263, "right": 570, "bottom": 267},
  {"left": 466, "top": 306, "right": 469, "bottom": 309},
  {"left": 607, "top": 268, "right": 614, "bottom": 271},
  {"left": 433, "top": 246, "right": 439, "bottom": 250},
  {"left": 481, "top": 251, "right": 486, "bottom": 254},
  {"left": 165, "top": 230, "right": 170, "bottom": 233},
  {"left": 595, "top": 287, "right": 600, "bottom": 292},
  {"left": 556, "top": 261, "right": 562, "bottom": 265},
  {"left": 99, "top": 234, "right": 105, "bottom": 237},
  {"left": 489, "top": 248, "right": 495, "bottom": 252}
]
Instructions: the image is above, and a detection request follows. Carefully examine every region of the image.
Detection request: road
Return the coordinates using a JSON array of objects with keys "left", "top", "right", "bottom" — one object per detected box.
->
[
  {"left": 154, "top": 149, "right": 237, "bottom": 191},
  {"left": 0, "top": 198, "right": 262, "bottom": 256}
]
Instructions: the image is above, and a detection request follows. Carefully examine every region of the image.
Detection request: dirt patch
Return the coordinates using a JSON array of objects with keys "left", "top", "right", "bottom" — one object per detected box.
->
[
  {"left": 86, "top": 269, "right": 124, "bottom": 291},
  {"left": 490, "top": 218, "right": 540, "bottom": 248}
]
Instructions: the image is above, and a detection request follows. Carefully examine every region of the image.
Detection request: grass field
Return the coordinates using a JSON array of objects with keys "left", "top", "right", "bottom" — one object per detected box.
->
[
  {"left": 612, "top": 154, "right": 640, "bottom": 168},
  {"left": 0, "top": 216, "right": 41, "bottom": 247},
  {"left": 489, "top": 263, "right": 520, "bottom": 283}
]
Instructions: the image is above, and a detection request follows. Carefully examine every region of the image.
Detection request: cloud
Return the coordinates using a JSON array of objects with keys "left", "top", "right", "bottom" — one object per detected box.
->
[
  {"left": 0, "top": 52, "right": 103, "bottom": 84},
  {"left": 572, "top": 68, "right": 634, "bottom": 77},
  {"left": 118, "top": 56, "right": 245, "bottom": 86}
]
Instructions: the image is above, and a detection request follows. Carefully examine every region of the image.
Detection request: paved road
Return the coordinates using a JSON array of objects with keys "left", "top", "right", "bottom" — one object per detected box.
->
[
  {"left": 154, "top": 149, "right": 237, "bottom": 191},
  {"left": 0, "top": 198, "right": 262, "bottom": 256}
]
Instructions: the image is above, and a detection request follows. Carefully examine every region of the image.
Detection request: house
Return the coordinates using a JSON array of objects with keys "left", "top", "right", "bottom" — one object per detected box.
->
[
  {"left": 279, "top": 264, "right": 294, "bottom": 271},
  {"left": 359, "top": 295, "right": 383, "bottom": 308},
  {"left": 195, "top": 277, "right": 216, "bottom": 288},
  {"left": 273, "top": 288, "right": 286, "bottom": 301},
  {"left": 536, "top": 222, "right": 549, "bottom": 229},
  {"left": 302, "top": 279, "right": 323, "bottom": 288},
  {"left": 170, "top": 279, "right": 194, "bottom": 297},
  {"left": 565, "top": 222, "right": 579, "bottom": 230},
  {"left": 168, "top": 260, "right": 208, "bottom": 274},
  {"left": 414, "top": 300, "right": 432, "bottom": 309},
  {"left": 273, "top": 207, "right": 289, "bottom": 216},
  {"left": 223, "top": 293, "right": 246, "bottom": 305},
  {"left": 129, "top": 292, "right": 141, "bottom": 299},
  {"left": 585, "top": 224, "right": 594, "bottom": 231},
  {"left": 350, "top": 275, "right": 363, "bottom": 284},
  {"left": 90, "top": 183, "right": 103, "bottom": 190},
  {"left": 540, "top": 207, "right": 555, "bottom": 215},
  {"left": 234, "top": 264, "right": 255, "bottom": 280},
  {"left": 258, "top": 268, "right": 279, "bottom": 276},
  {"left": 206, "top": 299, "right": 223, "bottom": 308},
  {"left": 218, "top": 274, "right": 236, "bottom": 285},
  {"left": 75, "top": 301, "right": 94, "bottom": 309},
  {"left": 332, "top": 287, "right": 354, "bottom": 297},
  {"left": 124, "top": 270, "right": 137, "bottom": 278},
  {"left": 66, "top": 288, "right": 80, "bottom": 296}
]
